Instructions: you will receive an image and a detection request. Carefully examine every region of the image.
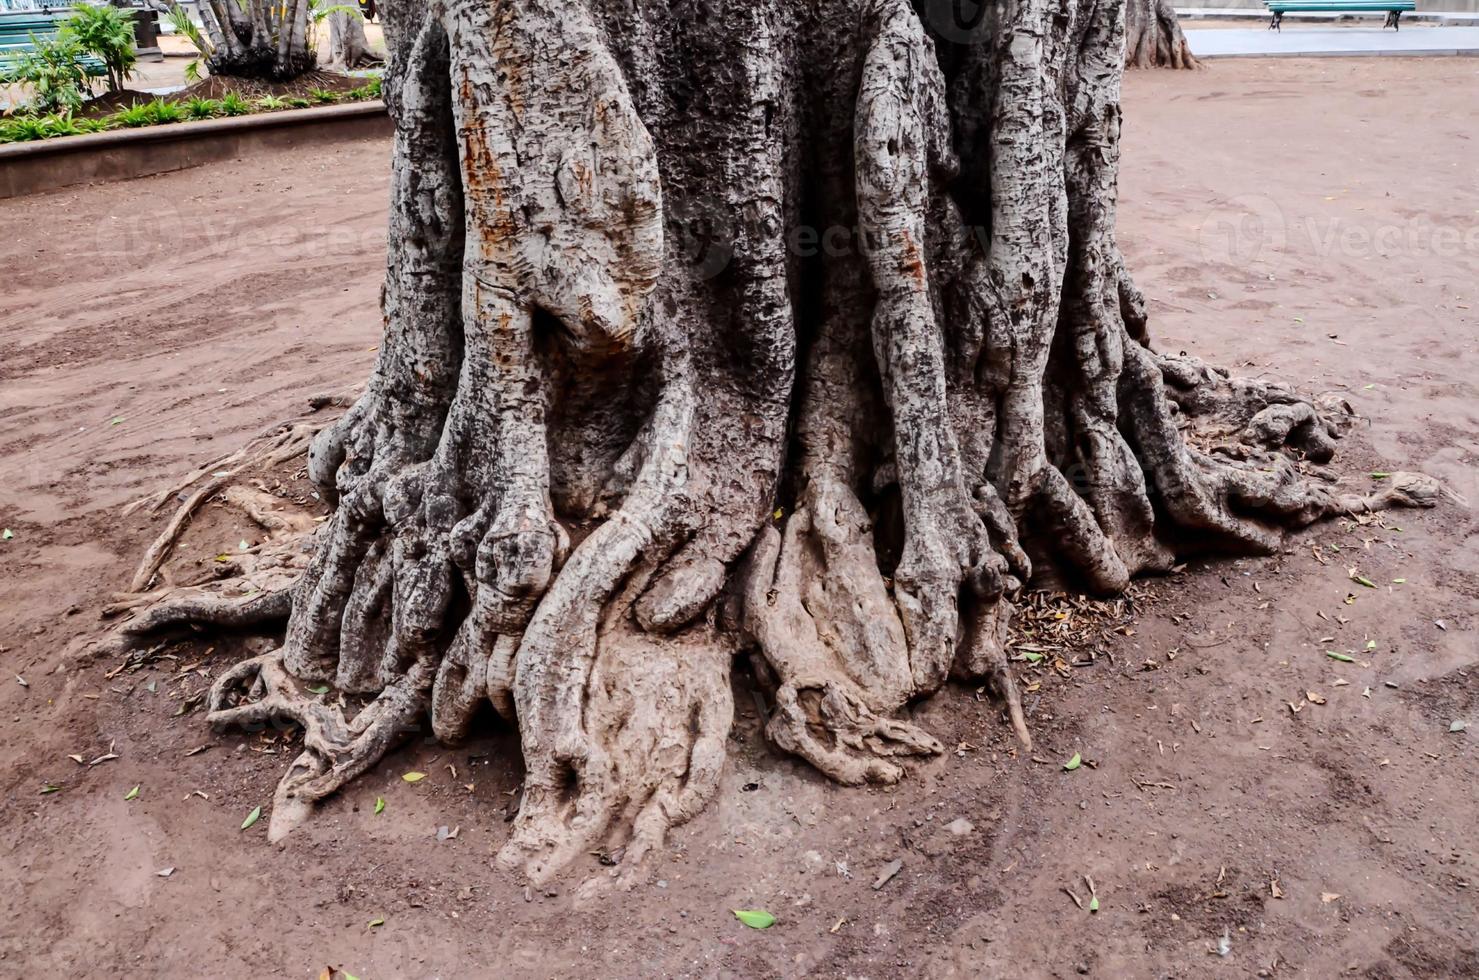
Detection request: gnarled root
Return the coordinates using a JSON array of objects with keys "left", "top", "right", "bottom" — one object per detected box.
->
[
  {"left": 498, "top": 615, "right": 734, "bottom": 887},
  {"left": 207, "top": 652, "right": 431, "bottom": 840},
  {"left": 739, "top": 496, "right": 943, "bottom": 785}
]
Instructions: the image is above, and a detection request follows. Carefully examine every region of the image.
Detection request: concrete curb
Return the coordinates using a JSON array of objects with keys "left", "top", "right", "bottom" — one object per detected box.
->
[
  {"left": 0, "top": 100, "right": 391, "bottom": 199},
  {"left": 1177, "top": 6, "right": 1479, "bottom": 22},
  {"left": 1184, "top": 23, "right": 1479, "bottom": 55}
]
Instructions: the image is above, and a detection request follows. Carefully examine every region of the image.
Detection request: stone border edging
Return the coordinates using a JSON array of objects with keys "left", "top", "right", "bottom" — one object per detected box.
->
[{"left": 0, "top": 100, "right": 391, "bottom": 199}]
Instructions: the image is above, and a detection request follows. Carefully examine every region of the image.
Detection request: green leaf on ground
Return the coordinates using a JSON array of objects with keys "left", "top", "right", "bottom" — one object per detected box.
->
[
  {"left": 733, "top": 909, "right": 776, "bottom": 929},
  {"left": 1351, "top": 574, "right": 1377, "bottom": 589},
  {"left": 1063, "top": 753, "right": 1082, "bottom": 771},
  {"left": 2, "top": 529, "right": 12, "bottom": 540},
  {"left": 367, "top": 917, "right": 385, "bottom": 929},
  {"left": 374, "top": 797, "right": 385, "bottom": 815},
  {"left": 125, "top": 785, "right": 140, "bottom": 801},
  {"left": 1326, "top": 651, "right": 1355, "bottom": 663},
  {"left": 241, "top": 805, "right": 261, "bottom": 830},
  {"left": 1371, "top": 472, "right": 1390, "bottom": 479},
  {"left": 40, "top": 784, "right": 61, "bottom": 794},
  {"left": 1088, "top": 895, "right": 1100, "bottom": 913},
  {"left": 110, "top": 417, "right": 126, "bottom": 426},
  {"left": 1392, "top": 578, "right": 1406, "bottom": 584},
  {"left": 308, "top": 684, "right": 329, "bottom": 694},
  {"left": 1019, "top": 652, "right": 1045, "bottom": 664},
  {"left": 402, "top": 771, "right": 426, "bottom": 783},
  {"left": 1365, "top": 640, "right": 1377, "bottom": 650}
]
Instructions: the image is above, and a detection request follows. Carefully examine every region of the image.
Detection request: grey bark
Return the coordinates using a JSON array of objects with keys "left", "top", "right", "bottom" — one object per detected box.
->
[
  {"left": 326, "top": 12, "right": 379, "bottom": 70},
  {"left": 1125, "top": 0, "right": 1198, "bottom": 68},
  {"left": 198, "top": 0, "right": 316, "bottom": 79},
  {"left": 123, "top": 0, "right": 1444, "bottom": 885}
]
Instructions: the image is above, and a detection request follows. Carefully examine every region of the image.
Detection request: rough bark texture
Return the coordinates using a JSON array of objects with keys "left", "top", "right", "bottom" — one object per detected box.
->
[
  {"left": 193, "top": 0, "right": 316, "bottom": 79},
  {"left": 1125, "top": 0, "right": 1197, "bottom": 68},
  {"left": 120, "top": 0, "right": 1444, "bottom": 885},
  {"left": 326, "top": 12, "right": 380, "bottom": 70}
]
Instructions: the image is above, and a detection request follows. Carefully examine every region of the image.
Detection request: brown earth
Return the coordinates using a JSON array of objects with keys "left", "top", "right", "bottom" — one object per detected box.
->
[{"left": 0, "top": 57, "right": 1475, "bottom": 979}]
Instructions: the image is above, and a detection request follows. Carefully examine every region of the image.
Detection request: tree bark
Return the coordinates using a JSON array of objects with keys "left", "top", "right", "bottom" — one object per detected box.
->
[
  {"left": 125, "top": 0, "right": 1443, "bottom": 885},
  {"left": 326, "top": 11, "right": 379, "bottom": 70},
  {"left": 199, "top": 0, "right": 316, "bottom": 79},
  {"left": 1125, "top": 0, "right": 1198, "bottom": 68}
]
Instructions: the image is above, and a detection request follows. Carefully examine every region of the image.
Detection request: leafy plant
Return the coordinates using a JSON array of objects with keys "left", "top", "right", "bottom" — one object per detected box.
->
[
  {"left": 145, "top": 97, "right": 184, "bottom": 124},
  {"left": 218, "top": 91, "right": 251, "bottom": 116},
  {"left": 0, "top": 111, "right": 110, "bottom": 142},
  {"left": 307, "top": 87, "right": 339, "bottom": 104},
  {"left": 183, "top": 58, "right": 203, "bottom": 85},
  {"left": 309, "top": 1, "right": 365, "bottom": 23},
  {"left": 306, "top": 0, "right": 365, "bottom": 55},
  {"left": 0, "top": 115, "right": 51, "bottom": 142},
  {"left": 181, "top": 96, "right": 222, "bottom": 120},
  {"left": 284, "top": 96, "right": 312, "bottom": 109},
  {"left": 344, "top": 76, "right": 383, "bottom": 102},
  {"left": 167, "top": 4, "right": 211, "bottom": 59},
  {"left": 110, "top": 102, "right": 154, "bottom": 128},
  {"left": 40, "top": 111, "right": 85, "bottom": 137},
  {"left": 255, "top": 95, "right": 289, "bottom": 111},
  {"left": 64, "top": 2, "right": 137, "bottom": 93},
  {"left": 0, "top": 34, "right": 93, "bottom": 113}
]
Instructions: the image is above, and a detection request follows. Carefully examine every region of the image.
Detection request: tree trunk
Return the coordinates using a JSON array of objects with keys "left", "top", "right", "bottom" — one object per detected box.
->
[
  {"left": 326, "top": 11, "right": 378, "bottom": 70},
  {"left": 124, "top": 0, "right": 1441, "bottom": 885},
  {"left": 1125, "top": 0, "right": 1198, "bottom": 68},
  {"left": 200, "top": 0, "right": 315, "bottom": 80}
]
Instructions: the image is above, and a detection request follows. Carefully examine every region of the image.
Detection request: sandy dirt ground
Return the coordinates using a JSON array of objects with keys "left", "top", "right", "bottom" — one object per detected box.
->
[{"left": 0, "top": 57, "right": 1475, "bottom": 979}]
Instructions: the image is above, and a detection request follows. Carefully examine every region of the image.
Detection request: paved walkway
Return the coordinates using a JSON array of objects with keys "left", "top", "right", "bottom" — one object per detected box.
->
[{"left": 1187, "top": 24, "right": 1479, "bottom": 56}]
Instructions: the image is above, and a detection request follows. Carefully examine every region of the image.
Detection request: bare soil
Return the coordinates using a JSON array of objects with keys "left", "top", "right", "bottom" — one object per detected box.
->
[{"left": 1, "top": 57, "right": 1475, "bottom": 978}]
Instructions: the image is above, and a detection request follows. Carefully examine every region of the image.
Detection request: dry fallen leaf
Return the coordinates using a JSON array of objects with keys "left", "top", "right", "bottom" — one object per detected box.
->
[
  {"left": 1306, "top": 691, "right": 1327, "bottom": 705},
  {"left": 1321, "top": 892, "right": 1341, "bottom": 904}
]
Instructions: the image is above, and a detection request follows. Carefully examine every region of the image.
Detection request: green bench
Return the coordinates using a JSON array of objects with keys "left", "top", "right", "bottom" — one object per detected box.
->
[
  {"left": 0, "top": 13, "right": 108, "bottom": 80},
  {"left": 1265, "top": 0, "right": 1418, "bottom": 31}
]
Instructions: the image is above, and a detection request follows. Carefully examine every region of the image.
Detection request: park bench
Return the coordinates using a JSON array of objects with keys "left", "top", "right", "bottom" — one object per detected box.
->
[
  {"left": 1265, "top": 0, "right": 1418, "bottom": 31},
  {"left": 0, "top": 12, "right": 108, "bottom": 80}
]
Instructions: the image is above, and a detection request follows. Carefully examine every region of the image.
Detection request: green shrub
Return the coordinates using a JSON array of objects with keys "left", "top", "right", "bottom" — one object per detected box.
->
[
  {"left": 307, "top": 87, "right": 338, "bottom": 104},
  {"left": 145, "top": 97, "right": 184, "bottom": 124},
  {"left": 218, "top": 92, "right": 251, "bottom": 116},
  {"left": 110, "top": 102, "right": 153, "bottom": 128},
  {"left": 255, "top": 95, "right": 288, "bottom": 111},
  {"left": 284, "top": 95, "right": 311, "bottom": 108},
  {"left": 0, "top": 35, "right": 93, "bottom": 113},
  {"left": 182, "top": 97, "right": 222, "bottom": 120},
  {"left": 0, "top": 115, "right": 51, "bottom": 142},
  {"left": 0, "top": 111, "right": 107, "bottom": 142},
  {"left": 64, "top": 2, "right": 136, "bottom": 93}
]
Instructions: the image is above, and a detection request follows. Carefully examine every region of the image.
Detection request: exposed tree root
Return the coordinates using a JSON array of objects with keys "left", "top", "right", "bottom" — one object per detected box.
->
[
  {"left": 106, "top": 0, "right": 1455, "bottom": 886},
  {"left": 1125, "top": 0, "right": 1199, "bottom": 69},
  {"left": 208, "top": 651, "right": 430, "bottom": 840}
]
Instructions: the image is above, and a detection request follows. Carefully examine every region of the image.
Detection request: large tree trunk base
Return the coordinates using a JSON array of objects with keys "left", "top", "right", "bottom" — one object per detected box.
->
[
  {"left": 107, "top": 363, "right": 1446, "bottom": 879},
  {"left": 1126, "top": 0, "right": 1199, "bottom": 69},
  {"left": 103, "top": 0, "right": 1455, "bottom": 887}
]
